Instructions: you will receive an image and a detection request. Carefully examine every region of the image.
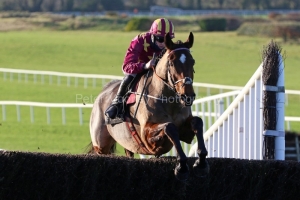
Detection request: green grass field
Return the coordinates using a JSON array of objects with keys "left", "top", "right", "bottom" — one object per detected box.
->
[{"left": 0, "top": 30, "right": 299, "bottom": 154}]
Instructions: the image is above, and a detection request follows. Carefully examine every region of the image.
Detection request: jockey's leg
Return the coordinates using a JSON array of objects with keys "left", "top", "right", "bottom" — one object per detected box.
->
[
  {"left": 105, "top": 74, "right": 134, "bottom": 119},
  {"left": 164, "top": 122, "right": 189, "bottom": 181}
]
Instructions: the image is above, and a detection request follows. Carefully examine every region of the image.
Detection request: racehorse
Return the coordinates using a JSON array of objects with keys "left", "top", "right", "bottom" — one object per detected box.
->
[{"left": 89, "top": 32, "right": 209, "bottom": 181}]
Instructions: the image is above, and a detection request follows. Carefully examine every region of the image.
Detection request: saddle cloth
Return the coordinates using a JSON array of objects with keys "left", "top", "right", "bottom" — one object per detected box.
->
[{"left": 126, "top": 81, "right": 139, "bottom": 105}]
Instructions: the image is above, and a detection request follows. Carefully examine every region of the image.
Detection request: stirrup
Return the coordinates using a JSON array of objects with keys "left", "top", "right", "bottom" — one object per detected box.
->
[
  {"left": 105, "top": 104, "right": 125, "bottom": 125},
  {"left": 105, "top": 115, "right": 124, "bottom": 125},
  {"left": 105, "top": 104, "right": 119, "bottom": 119}
]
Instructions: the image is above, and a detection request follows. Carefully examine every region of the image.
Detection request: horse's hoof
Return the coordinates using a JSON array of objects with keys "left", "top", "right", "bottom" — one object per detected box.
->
[
  {"left": 174, "top": 163, "right": 189, "bottom": 181},
  {"left": 193, "top": 159, "right": 209, "bottom": 178}
]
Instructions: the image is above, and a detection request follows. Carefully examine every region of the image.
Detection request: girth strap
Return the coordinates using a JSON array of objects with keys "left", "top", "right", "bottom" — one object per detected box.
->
[{"left": 125, "top": 116, "right": 151, "bottom": 154}]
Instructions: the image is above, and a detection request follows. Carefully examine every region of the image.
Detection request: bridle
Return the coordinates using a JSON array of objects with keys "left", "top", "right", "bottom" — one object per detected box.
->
[{"left": 151, "top": 47, "right": 193, "bottom": 95}]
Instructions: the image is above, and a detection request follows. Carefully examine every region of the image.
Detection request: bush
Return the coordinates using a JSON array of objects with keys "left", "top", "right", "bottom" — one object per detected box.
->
[
  {"left": 276, "top": 13, "right": 300, "bottom": 22},
  {"left": 237, "top": 22, "right": 273, "bottom": 36},
  {"left": 225, "top": 16, "right": 242, "bottom": 31},
  {"left": 198, "top": 18, "right": 227, "bottom": 32},
  {"left": 105, "top": 11, "right": 119, "bottom": 17},
  {"left": 243, "top": 17, "right": 269, "bottom": 23},
  {"left": 237, "top": 21, "right": 300, "bottom": 42},
  {"left": 275, "top": 23, "right": 300, "bottom": 42},
  {"left": 0, "top": 11, "right": 31, "bottom": 18},
  {"left": 124, "top": 17, "right": 153, "bottom": 32},
  {"left": 196, "top": 15, "right": 242, "bottom": 31},
  {"left": 268, "top": 12, "right": 282, "bottom": 20}
]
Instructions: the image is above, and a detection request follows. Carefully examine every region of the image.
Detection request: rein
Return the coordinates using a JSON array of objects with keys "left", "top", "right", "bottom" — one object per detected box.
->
[
  {"left": 129, "top": 91, "right": 165, "bottom": 101},
  {"left": 151, "top": 65, "right": 175, "bottom": 92}
]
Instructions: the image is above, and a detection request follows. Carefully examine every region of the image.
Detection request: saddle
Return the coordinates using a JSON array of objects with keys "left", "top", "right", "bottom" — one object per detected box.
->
[{"left": 105, "top": 72, "right": 145, "bottom": 125}]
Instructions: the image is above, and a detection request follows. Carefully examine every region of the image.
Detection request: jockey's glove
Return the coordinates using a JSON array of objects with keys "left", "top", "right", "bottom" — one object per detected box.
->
[{"left": 143, "top": 55, "right": 156, "bottom": 70}]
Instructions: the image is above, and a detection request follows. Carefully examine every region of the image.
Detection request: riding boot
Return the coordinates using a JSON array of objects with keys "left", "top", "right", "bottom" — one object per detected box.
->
[{"left": 105, "top": 75, "right": 134, "bottom": 119}]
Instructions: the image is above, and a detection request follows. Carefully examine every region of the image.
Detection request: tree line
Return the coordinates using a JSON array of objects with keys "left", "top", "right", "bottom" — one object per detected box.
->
[{"left": 0, "top": 0, "right": 299, "bottom": 12}]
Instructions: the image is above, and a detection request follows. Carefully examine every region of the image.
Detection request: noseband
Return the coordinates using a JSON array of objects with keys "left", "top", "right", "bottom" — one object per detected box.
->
[{"left": 152, "top": 48, "right": 193, "bottom": 94}]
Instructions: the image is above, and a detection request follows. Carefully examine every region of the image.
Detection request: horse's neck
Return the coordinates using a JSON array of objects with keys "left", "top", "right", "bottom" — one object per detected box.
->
[
  {"left": 154, "top": 52, "right": 169, "bottom": 81},
  {"left": 148, "top": 71, "right": 189, "bottom": 117},
  {"left": 150, "top": 60, "right": 169, "bottom": 94},
  {"left": 155, "top": 63, "right": 168, "bottom": 80},
  {"left": 149, "top": 61, "right": 177, "bottom": 102}
]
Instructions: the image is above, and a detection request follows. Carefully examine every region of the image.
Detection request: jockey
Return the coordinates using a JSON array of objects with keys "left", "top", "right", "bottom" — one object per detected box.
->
[{"left": 105, "top": 18, "right": 175, "bottom": 119}]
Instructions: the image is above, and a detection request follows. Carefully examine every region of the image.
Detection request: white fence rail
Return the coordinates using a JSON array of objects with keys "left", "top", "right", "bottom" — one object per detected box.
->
[
  {"left": 1, "top": 101, "right": 93, "bottom": 125},
  {"left": 1, "top": 89, "right": 238, "bottom": 127},
  {"left": 1, "top": 67, "right": 299, "bottom": 101},
  {"left": 189, "top": 55, "right": 288, "bottom": 160},
  {"left": 192, "top": 90, "right": 239, "bottom": 132},
  {"left": 0, "top": 67, "right": 122, "bottom": 89},
  {"left": 190, "top": 64, "right": 265, "bottom": 159}
]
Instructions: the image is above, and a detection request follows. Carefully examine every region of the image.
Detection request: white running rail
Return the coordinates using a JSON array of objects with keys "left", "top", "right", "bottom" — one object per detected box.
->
[
  {"left": 0, "top": 101, "right": 93, "bottom": 125},
  {"left": 1, "top": 67, "right": 299, "bottom": 100},
  {"left": 0, "top": 67, "right": 255, "bottom": 96}
]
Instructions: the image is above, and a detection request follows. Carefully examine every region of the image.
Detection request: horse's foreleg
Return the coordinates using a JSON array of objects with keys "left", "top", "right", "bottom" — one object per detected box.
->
[
  {"left": 164, "top": 122, "right": 189, "bottom": 181},
  {"left": 191, "top": 116, "right": 209, "bottom": 177}
]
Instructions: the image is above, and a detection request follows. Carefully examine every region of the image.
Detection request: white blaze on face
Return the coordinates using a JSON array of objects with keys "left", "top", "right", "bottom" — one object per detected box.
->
[{"left": 179, "top": 54, "right": 186, "bottom": 64}]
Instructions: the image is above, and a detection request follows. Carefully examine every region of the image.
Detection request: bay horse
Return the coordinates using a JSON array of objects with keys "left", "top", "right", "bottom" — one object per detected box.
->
[{"left": 89, "top": 32, "right": 209, "bottom": 180}]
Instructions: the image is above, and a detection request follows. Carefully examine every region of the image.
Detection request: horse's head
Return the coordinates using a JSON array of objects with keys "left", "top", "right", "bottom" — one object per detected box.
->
[{"left": 160, "top": 32, "right": 195, "bottom": 106}]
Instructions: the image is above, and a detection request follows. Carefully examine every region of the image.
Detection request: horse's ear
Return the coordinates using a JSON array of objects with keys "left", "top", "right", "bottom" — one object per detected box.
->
[
  {"left": 185, "top": 32, "right": 194, "bottom": 49},
  {"left": 164, "top": 32, "right": 174, "bottom": 50}
]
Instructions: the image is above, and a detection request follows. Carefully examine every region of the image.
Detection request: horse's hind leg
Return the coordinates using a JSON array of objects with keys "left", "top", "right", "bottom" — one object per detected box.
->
[
  {"left": 90, "top": 106, "right": 115, "bottom": 154},
  {"left": 125, "top": 149, "right": 134, "bottom": 158},
  {"left": 91, "top": 124, "right": 115, "bottom": 154},
  {"left": 190, "top": 116, "right": 209, "bottom": 177}
]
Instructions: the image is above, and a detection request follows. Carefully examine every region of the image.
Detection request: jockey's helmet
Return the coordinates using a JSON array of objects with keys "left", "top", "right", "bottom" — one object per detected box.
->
[{"left": 150, "top": 18, "right": 175, "bottom": 38}]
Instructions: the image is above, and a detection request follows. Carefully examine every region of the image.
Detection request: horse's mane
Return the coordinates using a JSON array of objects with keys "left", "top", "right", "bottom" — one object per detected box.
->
[
  {"left": 154, "top": 48, "right": 166, "bottom": 66},
  {"left": 103, "top": 79, "right": 120, "bottom": 91}
]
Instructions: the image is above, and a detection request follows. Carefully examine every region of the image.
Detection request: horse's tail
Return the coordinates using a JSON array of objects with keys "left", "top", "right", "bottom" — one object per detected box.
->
[
  {"left": 84, "top": 142, "right": 117, "bottom": 155},
  {"left": 110, "top": 143, "right": 117, "bottom": 154},
  {"left": 84, "top": 142, "right": 94, "bottom": 154}
]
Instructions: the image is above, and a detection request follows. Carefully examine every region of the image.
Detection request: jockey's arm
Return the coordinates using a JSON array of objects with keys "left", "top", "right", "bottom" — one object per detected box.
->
[{"left": 122, "top": 37, "right": 147, "bottom": 74}]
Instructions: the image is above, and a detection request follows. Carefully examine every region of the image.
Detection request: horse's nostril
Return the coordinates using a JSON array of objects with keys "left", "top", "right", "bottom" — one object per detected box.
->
[{"left": 180, "top": 94, "right": 195, "bottom": 106}]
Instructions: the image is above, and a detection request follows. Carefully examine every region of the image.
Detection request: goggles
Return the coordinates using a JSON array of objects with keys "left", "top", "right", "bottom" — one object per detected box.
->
[{"left": 155, "top": 36, "right": 164, "bottom": 43}]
